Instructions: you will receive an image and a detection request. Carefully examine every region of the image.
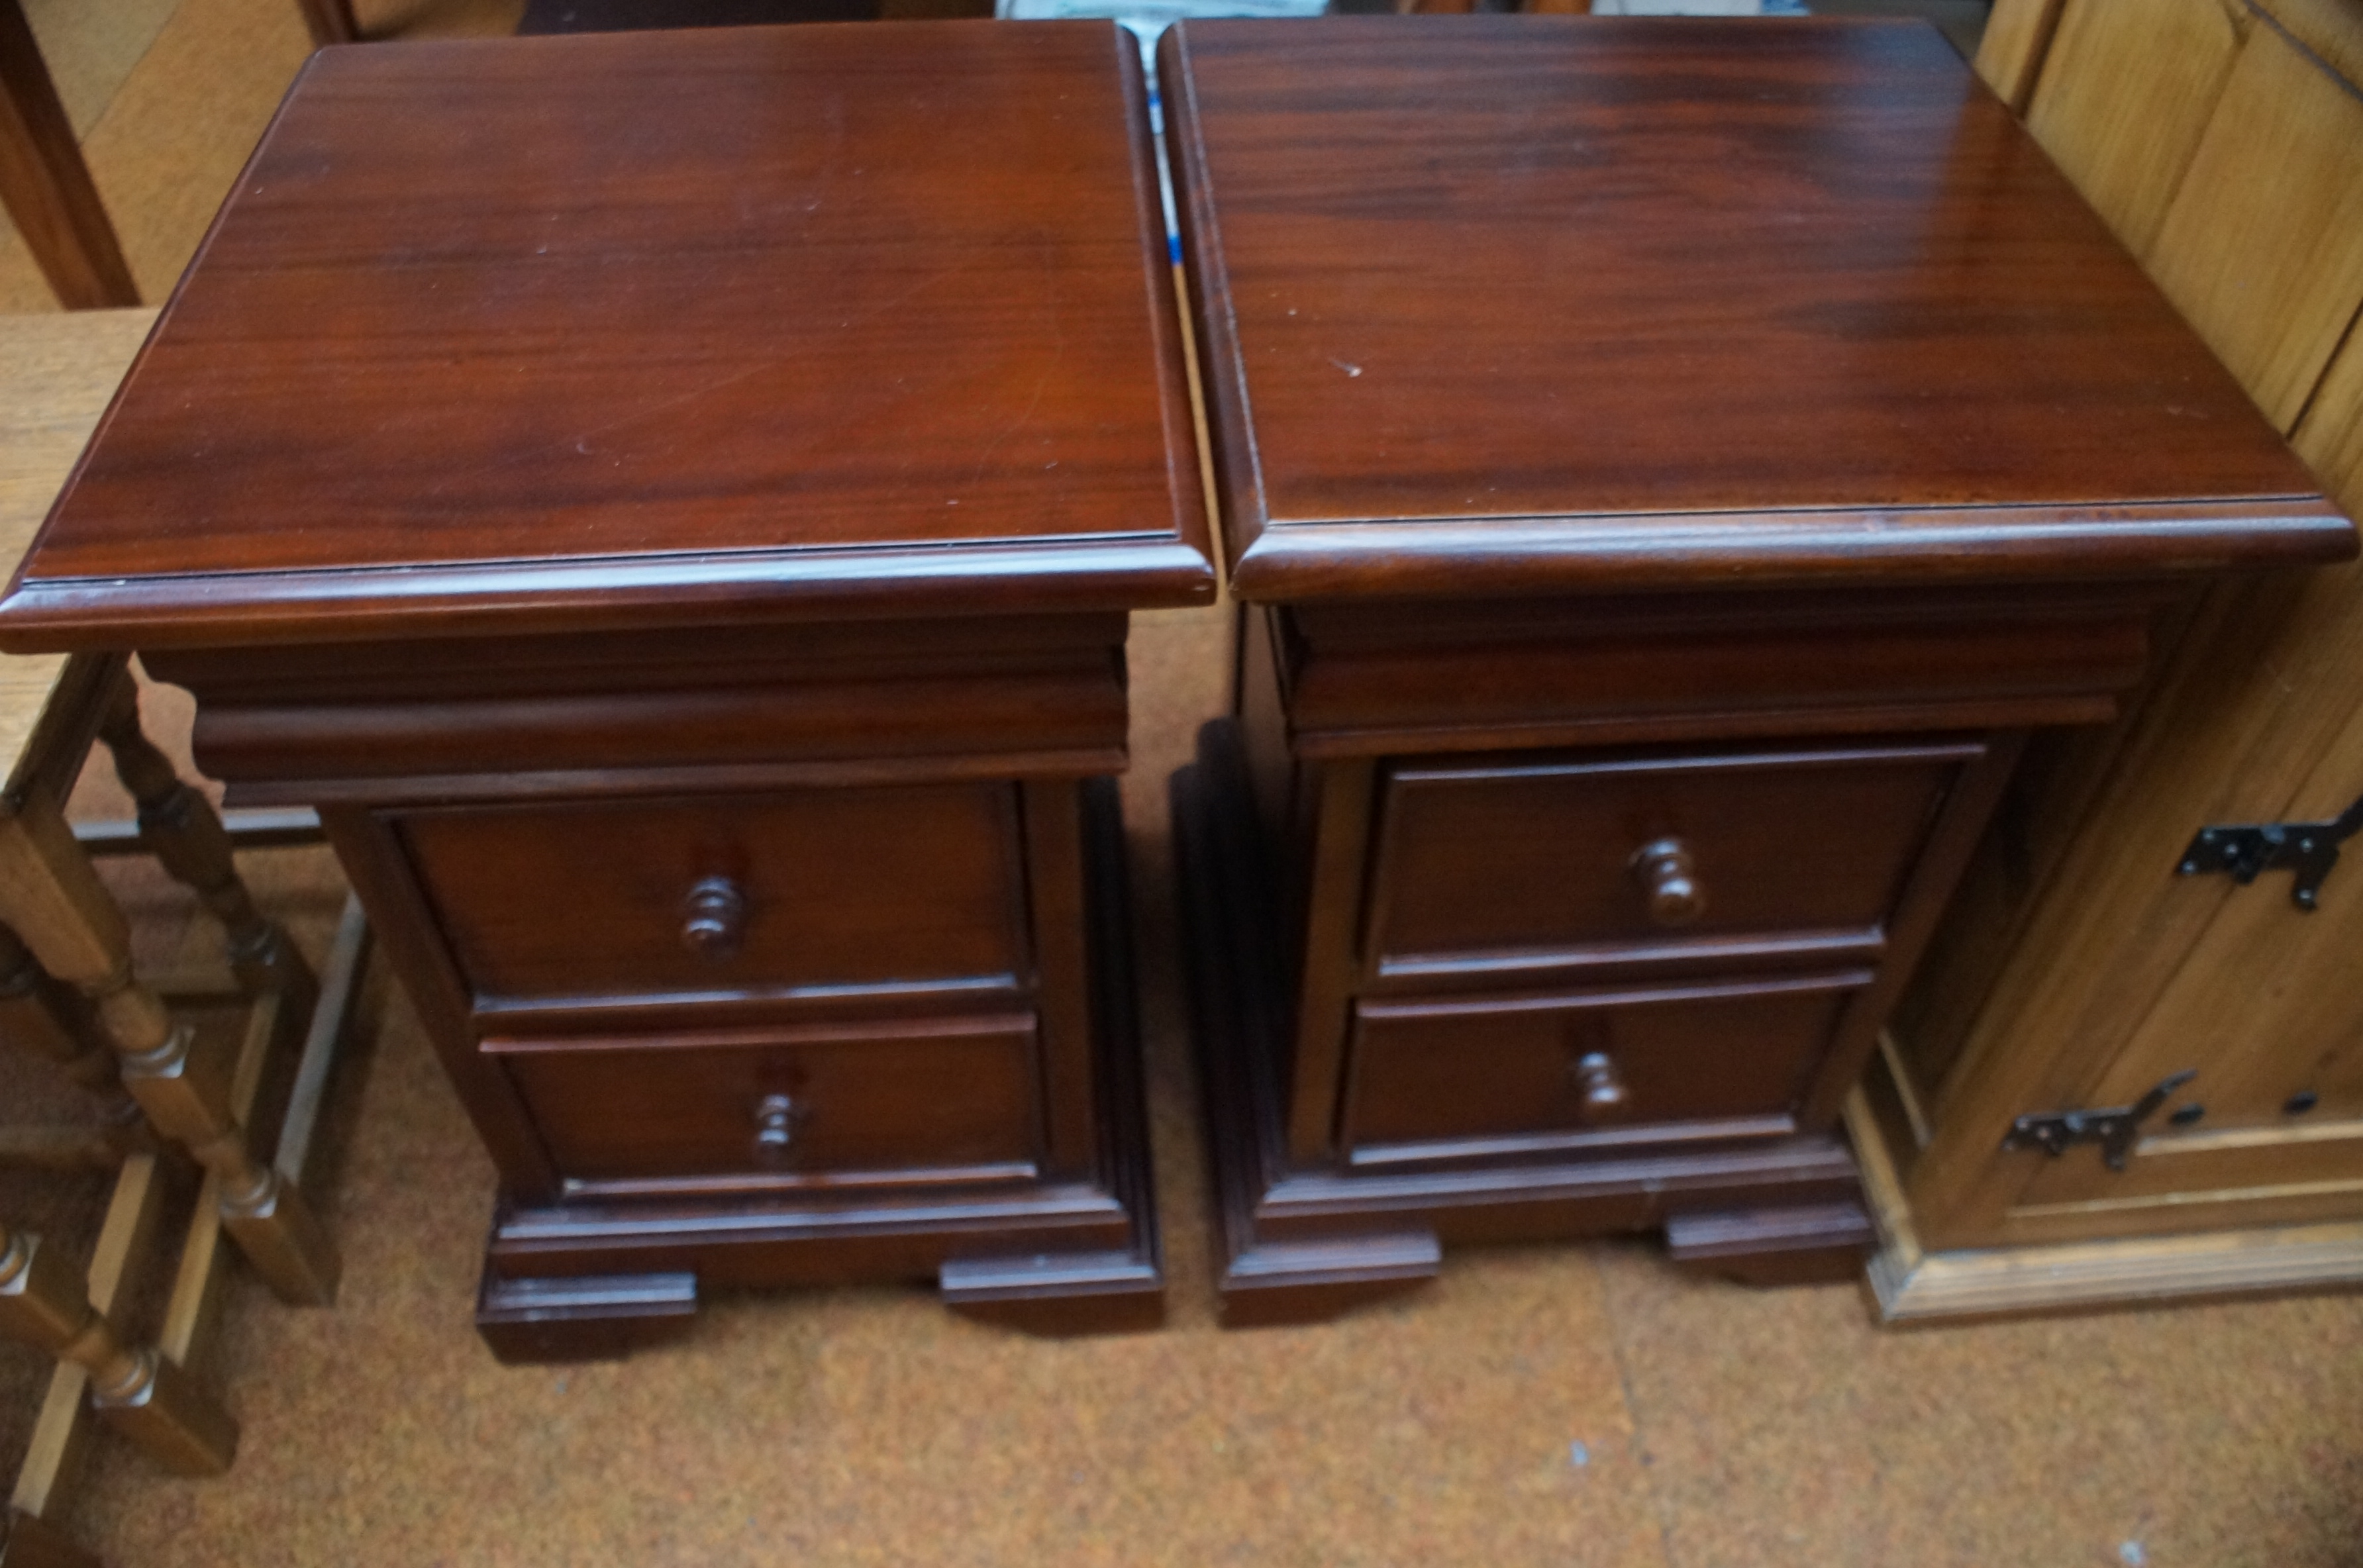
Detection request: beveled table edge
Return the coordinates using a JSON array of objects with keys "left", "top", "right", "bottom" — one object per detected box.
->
[
  {"left": 1223, "top": 499, "right": 2356, "bottom": 604},
  {"left": 0, "top": 536, "right": 1220, "bottom": 653}
]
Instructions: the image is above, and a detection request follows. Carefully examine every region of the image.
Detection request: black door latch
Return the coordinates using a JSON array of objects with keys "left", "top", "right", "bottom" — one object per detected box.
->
[
  {"left": 2002, "top": 1070, "right": 2197, "bottom": 1171},
  {"left": 2176, "top": 791, "right": 2363, "bottom": 910}
]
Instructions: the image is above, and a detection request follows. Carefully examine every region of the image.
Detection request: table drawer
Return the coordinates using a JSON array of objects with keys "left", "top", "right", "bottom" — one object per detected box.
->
[
  {"left": 485, "top": 1012, "right": 1041, "bottom": 1183},
  {"left": 1365, "top": 741, "right": 1972, "bottom": 977},
  {"left": 1340, "top": 972, "right": 1870, "bottom": 1163},
  {"left": 400, "top": 784, "right": 1028, "bottom": 1007}
]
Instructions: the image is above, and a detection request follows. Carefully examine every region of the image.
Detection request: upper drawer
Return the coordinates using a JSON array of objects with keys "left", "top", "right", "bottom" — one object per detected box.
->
[
  {"left": 486, "top": 1012, "right": 1040, "bottom": 1188},
  {"left": 1364, "top": 740, "right": 1974, "bottom": 980},
  {"left": 400, "top": 784, "right": 1027, "bottom": 1009}
]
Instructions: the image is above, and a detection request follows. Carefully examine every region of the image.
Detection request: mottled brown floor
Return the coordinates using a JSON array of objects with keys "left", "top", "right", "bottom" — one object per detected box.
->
[{"left": 5, "top": 3, "right": 2362, "bottom": 1564}]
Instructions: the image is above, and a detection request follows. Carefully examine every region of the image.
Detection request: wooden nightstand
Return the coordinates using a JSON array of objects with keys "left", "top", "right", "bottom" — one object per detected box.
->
[
  {"left": 1158, "top": 16, "right": 2354, "bottom": 1325},
  {"left": 0, "top": 21, "right": 1214, "bottom": 1359}
]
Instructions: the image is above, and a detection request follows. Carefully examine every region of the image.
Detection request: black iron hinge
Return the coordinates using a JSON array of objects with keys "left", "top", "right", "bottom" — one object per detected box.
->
[
  {"left": 2001, "top": 1070, "right": 2196, "bottom": 1171},
  {"left": 2178, "top": 791, "right": 2363, "bottom": 910}
]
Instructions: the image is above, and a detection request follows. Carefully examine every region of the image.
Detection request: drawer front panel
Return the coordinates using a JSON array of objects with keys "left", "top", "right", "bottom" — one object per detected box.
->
[
  {"left": 1366, "top": 742, "right": 1970, "bottom": 974},
  {"left": 489, "top": 1014, "right": 1040, "bottom": 1181},
  {"left": 401, "top": 784, "right": 1027, "bottom": 1006},
  {"left": 1342, "top": 973, "right": 1868, "bottom": 1159}
]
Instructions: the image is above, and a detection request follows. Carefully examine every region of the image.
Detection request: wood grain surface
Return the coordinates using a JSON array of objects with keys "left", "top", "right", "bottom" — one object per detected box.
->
[
  {"left": 1341, "top": 972, "right": 1867, "bottom": 1154},
  {"left": 487, "top": 1013, "right": 1043, "bottom": 1183},
  {"left": 397, "top": 783, "right": 1029, "bottom": 1006},
  {"left": 1362, "top": 742, "right": 1968, "bottom": 972},
  {"left": 1161, "top": 16, "right": 2346, "bottom": 601},
  {"left": 2141, "top": 13, "right": 2363, "bottom": 433},
  {"left": 0, "top": 21, "right": 1213, "bottom": 650},
  {"left": 2021, "top": 0, "right": 2247, "bottom": 260}
]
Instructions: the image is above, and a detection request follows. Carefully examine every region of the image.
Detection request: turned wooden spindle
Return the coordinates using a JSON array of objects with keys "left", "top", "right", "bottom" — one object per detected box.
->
[
  {"left": 0, "top": 922, "right": 148, "bottom": 1158},
  {"left": 96, "top": 675, "right": 318, "bottom": 1011},
  {"left": 0, "top": 1223, "right": 238, "bottom": 1475},
  {"left": 0, "top": 790, "right": 339, "bottom": 1304}
]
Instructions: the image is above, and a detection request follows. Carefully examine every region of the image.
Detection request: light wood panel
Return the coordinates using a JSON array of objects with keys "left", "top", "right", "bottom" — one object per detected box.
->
[
  {"left": 1884, "top": 0, "right": 2363, "bottom": 1291},
  {"left": 2294, "top": 309, "right": 2363, "bottom": 514},
  {"left": 2268, "top": 0, "right": 2363, "bottom": 84},
  {"left": 1971, "top": 0, "right": 2068, "bottom": 112},
  {"left": 2144, "top": 19, "right": 2363, "bottom": 431},
  {"left": 1908, "top": 550, "right": 2363, "bottom": 1247},
  {"left": 2023, "top": 0, "right": 2247, "bottom": 258},
  {"left": 1994, "top": 567, "right": 2363, "bottom": 1238}
]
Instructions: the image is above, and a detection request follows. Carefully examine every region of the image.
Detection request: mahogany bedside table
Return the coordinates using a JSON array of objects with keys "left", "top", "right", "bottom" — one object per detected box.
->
[
  {"left": 0, "top": 21, "right": 1214, "bottom": 1358},
  {"left": 1159, "top": 16, "right": 2354, "bottom": 1324}
]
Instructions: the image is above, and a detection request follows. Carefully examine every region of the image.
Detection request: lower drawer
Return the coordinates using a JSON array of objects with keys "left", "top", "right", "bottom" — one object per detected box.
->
[
  {"left": 1340, "top": 972, "right": 1870, "bottom": 1165},
  {"left": 484, "top": 1013, "right": 1040, "bottom": 1187}
]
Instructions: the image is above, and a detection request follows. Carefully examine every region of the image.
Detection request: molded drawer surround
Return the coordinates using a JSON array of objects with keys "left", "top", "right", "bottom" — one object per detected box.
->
[
  {"left": 400, "top": 784, "right": 1030, "bottom": 1008},
  {"left": 1364, "top": 742, "right": 1975, "bottom": 980},
  {"left": 1340, "top": 971, "right": 1874, "bottom": 1166},
  {"left": 486, "top": 1013, "right": 1042, "bottom": 1186}
]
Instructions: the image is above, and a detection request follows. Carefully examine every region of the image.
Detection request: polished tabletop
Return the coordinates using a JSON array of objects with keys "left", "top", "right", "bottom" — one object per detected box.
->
[
  {"left": 1, "top": 21, "right": 1211, "bottom": 650},
  {"left": 1160, "top": 17, "right": 2347, "bottom": 599}
]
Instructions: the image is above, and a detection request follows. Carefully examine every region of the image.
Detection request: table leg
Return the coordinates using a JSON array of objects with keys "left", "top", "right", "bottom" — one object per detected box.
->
[
  {"left": 0, "top": 1223, "right": 236, "bottom": 1476},
  {"left": 0, "top": 791, "right": 339, "bottom": 1305},
  {"left": 0, "top": 922, "right": 147, "bottom": 1159},
  {"left": 97, "top": 674, "right": 319, "bottom": 1012}
]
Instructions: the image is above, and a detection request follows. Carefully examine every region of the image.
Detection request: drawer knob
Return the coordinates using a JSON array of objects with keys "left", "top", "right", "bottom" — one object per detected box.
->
[
  {"left": 1572, "top": 1052, "right": 1629, "bottom": 1120},
  {"left": 753, "top": 1093, "right": 798, "bottom": 1158},
  {"left": 681, "top": 876, "right": 747, "bottom": 958},
  {"left": 1630, "top": 838, "right": 1705, "bottom": 926}
]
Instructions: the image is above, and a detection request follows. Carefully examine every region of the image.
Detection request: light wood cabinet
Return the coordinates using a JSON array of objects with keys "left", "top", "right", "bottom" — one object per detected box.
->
[{"left": 1858, "top": 0, "right": 2363, "bottom": 1320}]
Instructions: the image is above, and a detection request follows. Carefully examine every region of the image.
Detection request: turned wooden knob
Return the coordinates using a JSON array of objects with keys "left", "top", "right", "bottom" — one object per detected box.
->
[
  {"left": 681, "top": 877, "right": 746, "bottom": 958},
  {"left": 1572, "top": 1052, "right": 1628, "bottom": 1120},
  {"left": 753, "top": 1093, "right": 797, "bottom": 1157},
  {"left": 1630, "top": 838, "right": 1704, "bottom": 926}
]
